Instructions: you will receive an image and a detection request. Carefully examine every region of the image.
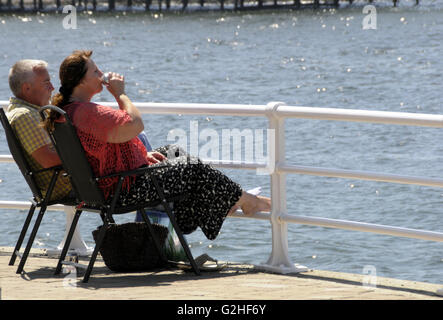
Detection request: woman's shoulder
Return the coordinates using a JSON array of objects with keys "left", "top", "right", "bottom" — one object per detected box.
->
[
  {"left": 70, "top": 101, "right": 131, "bottom": 128},
  {"left": 68, "top": 101, "right": 103, "bottom": 110},
  {"left": 69, "top": 101, "right": 116, "bottom": 116}
]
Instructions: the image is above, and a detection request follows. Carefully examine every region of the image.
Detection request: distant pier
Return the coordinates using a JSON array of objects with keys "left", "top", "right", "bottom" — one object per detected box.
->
[{"left": 0, "top": 0, "right": 418, "bottom": 13}]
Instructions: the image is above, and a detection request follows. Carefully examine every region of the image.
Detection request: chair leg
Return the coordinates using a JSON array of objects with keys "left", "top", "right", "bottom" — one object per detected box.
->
[
  {"left": 107, "top": 214, "right": 116, "bottom": 224},
  {"left": 55, "top": 209, "right": 82, "bottom": 275},
  {"left": 147, "top": 174, "right": 201, "bottom": 275},
  {"left": 16, "top": 205, "right": 47, "bottom": 274},
  {"left": 161, "top": 200, "right": 201, "bottom": 276},
  {"left": 15, "top": 166, "right": 60, "bottom": 274},
  {"left": 139, "top": 209, "right": 168, "bottom": 263},
  {"left": 82, "top": 219, "right": 108, "bottom": 283},
  {"left": 9, "top": 204, "right": 37, "bottom": 266}
]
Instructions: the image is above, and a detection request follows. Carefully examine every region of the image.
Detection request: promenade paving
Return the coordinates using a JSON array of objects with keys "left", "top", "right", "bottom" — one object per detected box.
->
[{"left": 0, "top": 247, "right": 441, "bottom": 300}]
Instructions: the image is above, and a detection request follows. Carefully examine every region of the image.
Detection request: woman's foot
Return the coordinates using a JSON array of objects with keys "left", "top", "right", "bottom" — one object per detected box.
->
[
  {"left": 242, "top": 195, "right": 271, "bottom": 216},
  {"left": 228, "top": 204, "right": 240, "bottom": 216},
  {"left": 229, "top": 191, "right": 271, "bottom": 216}
]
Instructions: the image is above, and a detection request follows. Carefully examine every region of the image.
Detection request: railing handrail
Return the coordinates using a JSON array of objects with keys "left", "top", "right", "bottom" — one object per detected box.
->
[
  {"left": 1, "top": 100, "right": 443, "bottom": 275},
  {"left": 3, "top": 100, "right": 443, "bottom": 127}
]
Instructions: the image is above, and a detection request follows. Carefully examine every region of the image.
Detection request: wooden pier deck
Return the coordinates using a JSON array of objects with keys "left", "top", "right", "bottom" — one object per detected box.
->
[
  {"left": 0, "top": 0, "right": 414, "bottom": 13},
  {"left": 0, "top": 247, "right": 441, "bottom": 300}
]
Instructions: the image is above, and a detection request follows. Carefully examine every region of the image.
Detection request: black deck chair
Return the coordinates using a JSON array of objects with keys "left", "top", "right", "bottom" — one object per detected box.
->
[
  {"left": 0, "top": 108, "right": 76, "bottom": 274},
  {"left": 39, "top": 106, "right": 200, "bottom": 282}
]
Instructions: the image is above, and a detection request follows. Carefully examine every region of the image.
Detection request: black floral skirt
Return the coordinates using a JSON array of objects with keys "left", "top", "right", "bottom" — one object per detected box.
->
[{"left": 116, "top": 145, "right": 243, "bottom": 240}]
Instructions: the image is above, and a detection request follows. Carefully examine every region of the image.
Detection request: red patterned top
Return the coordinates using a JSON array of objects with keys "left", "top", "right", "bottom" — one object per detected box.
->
[{"left": 64, "top": 102, "right": 151, "bottom": 199}]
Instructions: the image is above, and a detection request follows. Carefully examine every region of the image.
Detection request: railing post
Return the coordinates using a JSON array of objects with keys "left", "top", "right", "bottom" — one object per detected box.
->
[
  {"left": 255, "top": 102, "right": 308, "bottom": 274},
  {"left": 46, "top": 206, "right": 93, "bottom": 257}
]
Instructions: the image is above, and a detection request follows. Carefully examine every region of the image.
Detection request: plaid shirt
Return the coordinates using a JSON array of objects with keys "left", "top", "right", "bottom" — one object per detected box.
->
[{"left": 7, "top": 97, "right": 72, "bottom": 201}]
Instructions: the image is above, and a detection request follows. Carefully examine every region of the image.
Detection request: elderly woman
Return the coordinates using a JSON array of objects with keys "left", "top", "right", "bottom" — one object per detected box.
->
[{"left": 44, "top": 50, "right": 270, "bottom": 240}]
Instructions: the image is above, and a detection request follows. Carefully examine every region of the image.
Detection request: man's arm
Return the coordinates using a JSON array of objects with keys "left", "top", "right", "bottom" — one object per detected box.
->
[
  {"left": 31, "top": 144, "right": 61, "bottom": 168},
  {"left": 10, "top": 109, "right": 61, "bottom": 169}
]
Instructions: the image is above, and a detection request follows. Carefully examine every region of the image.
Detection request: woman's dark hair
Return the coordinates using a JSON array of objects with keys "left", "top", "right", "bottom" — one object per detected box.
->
[{"left": 44, "top": 50, "right": 93, "bottom": 132}]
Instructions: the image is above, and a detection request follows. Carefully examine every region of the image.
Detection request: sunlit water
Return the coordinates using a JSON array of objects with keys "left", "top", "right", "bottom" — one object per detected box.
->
[{"left": 0, "top": 1, "right": 442, "bottom": 284}]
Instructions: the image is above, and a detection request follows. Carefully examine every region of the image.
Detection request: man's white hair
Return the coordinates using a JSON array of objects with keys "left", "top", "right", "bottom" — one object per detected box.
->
[{"left": 8, "top": 59, "right": 48, "bottom": 98}]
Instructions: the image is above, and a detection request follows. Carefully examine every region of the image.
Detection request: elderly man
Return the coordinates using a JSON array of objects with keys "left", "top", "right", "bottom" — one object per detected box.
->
[{"left": 7, "top": 60, "right": 72, "bottom": 200}]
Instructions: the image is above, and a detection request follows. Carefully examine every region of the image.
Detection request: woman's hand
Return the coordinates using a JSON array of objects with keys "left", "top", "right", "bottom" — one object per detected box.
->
[
  {"left": 104, "top": 71, "right": 144, "bottom": 144},
  {"left": 146, "top": 151, "right": 166, "bottom": 164},
  {"left": 105, "top": 72, "right": 125, "bottom": 98}
]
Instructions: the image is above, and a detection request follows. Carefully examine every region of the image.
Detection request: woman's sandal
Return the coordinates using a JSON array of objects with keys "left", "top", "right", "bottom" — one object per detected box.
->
[{"left": 174, "top": 253, "right": 227, "bottom": 272}]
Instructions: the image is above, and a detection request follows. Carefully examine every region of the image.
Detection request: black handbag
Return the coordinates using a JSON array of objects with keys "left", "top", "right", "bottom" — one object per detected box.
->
[{"left": 92, "top": 222, "right": 169, "bottom": 272}]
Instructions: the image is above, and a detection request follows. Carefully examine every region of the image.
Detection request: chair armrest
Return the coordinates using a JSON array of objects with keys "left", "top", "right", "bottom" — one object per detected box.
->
[
  {"left": 39, "top": 105, "right": 66, "bottom": 120},
  {"left": 95, "top": 164, "right": 169, "bottom": 181}
]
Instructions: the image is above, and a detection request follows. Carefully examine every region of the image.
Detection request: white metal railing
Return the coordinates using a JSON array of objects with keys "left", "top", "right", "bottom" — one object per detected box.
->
[{"left": 1, "top": 101, "right": 443, "bottom": 275}]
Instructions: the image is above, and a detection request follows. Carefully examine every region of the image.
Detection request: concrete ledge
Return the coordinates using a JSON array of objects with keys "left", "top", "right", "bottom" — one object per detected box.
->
[{"left": 0, "top": 247, "right": 441, "bottom": 300}]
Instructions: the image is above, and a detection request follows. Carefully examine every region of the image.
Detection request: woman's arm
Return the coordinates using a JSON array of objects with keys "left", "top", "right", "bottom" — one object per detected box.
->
[{"left": 106, "top": 73, "right": 144, "bottom": 143}]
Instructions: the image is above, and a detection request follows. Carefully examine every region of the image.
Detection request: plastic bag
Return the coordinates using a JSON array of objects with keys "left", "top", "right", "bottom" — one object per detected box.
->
[{"left": 135, "top": 210, "right": 188, "bottom": 262}]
